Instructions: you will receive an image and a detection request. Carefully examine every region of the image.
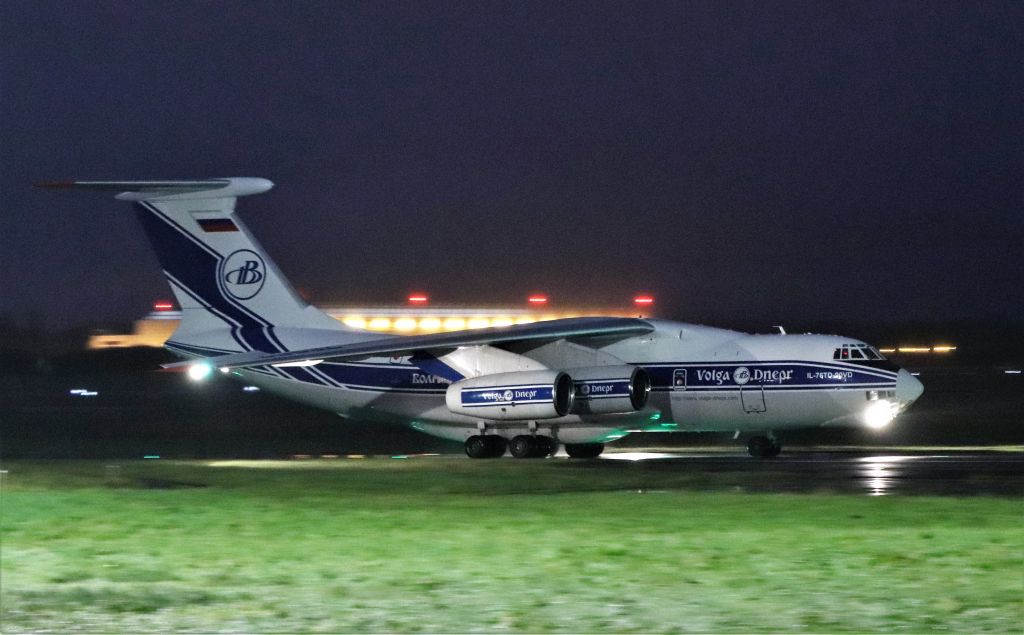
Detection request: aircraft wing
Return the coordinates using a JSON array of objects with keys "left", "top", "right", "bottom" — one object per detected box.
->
[{"left": 163, "top": 317, "right": 653, "bottom": 370}]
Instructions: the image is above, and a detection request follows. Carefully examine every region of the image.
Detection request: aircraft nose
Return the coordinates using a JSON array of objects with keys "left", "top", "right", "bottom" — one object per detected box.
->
[{"left": 896, "top": 369, "right": 924, "bottom": 404}]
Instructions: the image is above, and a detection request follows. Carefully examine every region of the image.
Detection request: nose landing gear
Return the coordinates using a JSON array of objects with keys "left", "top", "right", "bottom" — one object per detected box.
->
[{"left": 747, "top": 435, "right": 781, "bottom": 458}]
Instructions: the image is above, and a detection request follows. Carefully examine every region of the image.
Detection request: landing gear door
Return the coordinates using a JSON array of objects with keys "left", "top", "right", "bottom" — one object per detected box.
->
[{"left": 672, "top": 369, "right": 687, "bottom": 390}]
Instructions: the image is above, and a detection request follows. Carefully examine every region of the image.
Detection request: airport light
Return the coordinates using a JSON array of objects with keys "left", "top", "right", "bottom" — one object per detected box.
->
[
  {"left": 407, "top": 293, "right": 429, "bottom": 305},
  {"left": 467, "top": 317, "right": 491, "bottom": 329},
  {"left": 880, "top": 345, "right": 958, "bottom": 354},
  {"left": 342, "top": 316, "right": 366, "bottom": 329},
  {"left": 443, "top": 317, "right": 466, "bottom": 330},
  {"left": 528, "top": 294, "right": 548, "bottom": 305},
  {"left": 634, "top": 295, "right": 654, "bottom": 307},
  {"left": 419, "top": 317, "right": 442, "bottom": 331},
  {"left": 153, "top": 301, "right": 174, "bottom": 311},
  {"left": 394, "top": 317, "right": 417, "bottom": 332},
  {"left": 368, "top": 318, "right": 392, "bottom": 330}
]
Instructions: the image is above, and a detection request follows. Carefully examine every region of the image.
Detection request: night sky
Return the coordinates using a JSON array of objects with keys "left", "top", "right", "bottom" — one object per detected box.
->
[{"left": 2, "top": 1, "right": 1021, "bottom": 330}]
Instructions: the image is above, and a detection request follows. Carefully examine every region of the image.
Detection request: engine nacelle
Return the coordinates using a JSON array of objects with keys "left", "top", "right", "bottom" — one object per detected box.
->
[
  {"left": 445, "top": 370, "right": 575, "bottom": 421},
  {"left": 568, "top": 365, "right": 650, "bottom": 415}
]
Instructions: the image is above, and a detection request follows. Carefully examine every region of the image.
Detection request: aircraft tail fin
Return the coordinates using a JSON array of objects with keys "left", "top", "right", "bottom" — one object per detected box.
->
[{"left": 41, "top": 178, "right": 343, "bottom": 352}]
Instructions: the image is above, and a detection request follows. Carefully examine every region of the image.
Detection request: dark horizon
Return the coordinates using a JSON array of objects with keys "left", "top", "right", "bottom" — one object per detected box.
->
[{"left": 2, "top": 1, "right": 1021, "bottom": 330}]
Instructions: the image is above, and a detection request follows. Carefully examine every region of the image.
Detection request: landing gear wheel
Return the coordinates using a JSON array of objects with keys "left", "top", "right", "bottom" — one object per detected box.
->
[
  {"left": 747, "top": 436, "right": 781, "bottom": 458},
  {"left": 509, "top": 435, "right": 556, "bottom": 458},
  {"left": 564, "top": 443, "right": 604, "bottom": 459},
  {"left": 509, "top": 435, "right": 536, "bottom": 459},
  {"left": 535, "top": 436, "right": 558, "bottom": 458},
  {"left": 466, "top": 435, "right": 507, "bottom": 459},
  {"left": 483, "top": 436, "right": 508, "bottom": 458},
  {"left": 465, "top": 435, "right": 490, "bottom": 459}
]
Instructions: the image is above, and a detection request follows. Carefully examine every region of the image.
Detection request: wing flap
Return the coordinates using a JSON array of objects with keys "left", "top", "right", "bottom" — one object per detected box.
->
[{"left": 163, "top": 317, "right": 653, "bottom": 370}]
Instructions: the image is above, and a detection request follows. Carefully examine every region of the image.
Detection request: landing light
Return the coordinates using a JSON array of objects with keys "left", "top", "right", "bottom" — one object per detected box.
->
[
  {"left": 187, "top": 363, "right": 213, "bottom": 381},
  {"left": 863, "top": 399, "right": 897, "bottom": 429}
]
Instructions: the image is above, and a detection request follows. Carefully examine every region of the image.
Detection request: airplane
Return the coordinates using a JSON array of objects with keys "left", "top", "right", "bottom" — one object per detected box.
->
[{"left": 43, "top": 177, "right": 924, "bottom": 459}]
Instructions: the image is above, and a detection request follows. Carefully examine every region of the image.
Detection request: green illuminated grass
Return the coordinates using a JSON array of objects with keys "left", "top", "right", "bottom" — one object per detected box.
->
[{"left": 1, "top": 459, "right": 1021, "bottom": 633}]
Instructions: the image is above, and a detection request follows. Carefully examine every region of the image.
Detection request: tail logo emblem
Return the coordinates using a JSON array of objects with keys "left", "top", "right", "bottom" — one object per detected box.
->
[{"left": 219, "top": 249, "right": 266, "bottom": 300}]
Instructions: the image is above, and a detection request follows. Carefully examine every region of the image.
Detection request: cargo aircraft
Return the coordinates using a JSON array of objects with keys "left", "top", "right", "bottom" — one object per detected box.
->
[{"left": 45, "top": 178, "right": 923, "bottom": 458}]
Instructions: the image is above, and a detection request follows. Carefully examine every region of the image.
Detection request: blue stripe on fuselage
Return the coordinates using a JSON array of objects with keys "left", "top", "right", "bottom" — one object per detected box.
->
[{"left": 643, "top": 361, "right": 897, "bottom": 391}]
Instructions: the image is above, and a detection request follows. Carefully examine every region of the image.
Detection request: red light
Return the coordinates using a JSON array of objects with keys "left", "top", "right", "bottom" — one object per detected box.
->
[
  {"left": 153, "top": 302, "right": 174, "bottom": 311},
  {"left": 407, "top": 294, "right": 429, "bottom": 305},
  {"left": 633, "top": 295, "right": 654, "bottom": 306},
  {"left": 528, "top": 295, "right": 548, "bottom": 305}
]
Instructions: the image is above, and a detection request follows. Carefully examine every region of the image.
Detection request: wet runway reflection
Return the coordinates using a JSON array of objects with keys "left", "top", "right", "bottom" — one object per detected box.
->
[{"left": 595, "top": 449, "right": 1024, "bottom": 496}]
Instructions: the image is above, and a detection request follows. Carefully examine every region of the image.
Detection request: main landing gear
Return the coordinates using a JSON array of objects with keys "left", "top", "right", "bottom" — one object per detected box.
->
[
  {"left": 747, "top": 435, "right": 781, "bottom": 458},
  {"left": 463, "top": 436, "right": 606, "bottom": 459}
]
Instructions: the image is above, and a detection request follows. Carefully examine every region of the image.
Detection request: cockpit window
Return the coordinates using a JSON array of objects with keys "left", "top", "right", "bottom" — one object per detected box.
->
[{"left": 833, "top": 343, "right": 887, "bottom": 361}]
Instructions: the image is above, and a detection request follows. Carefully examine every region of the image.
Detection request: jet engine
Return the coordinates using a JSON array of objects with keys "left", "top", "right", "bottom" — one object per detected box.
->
[
  {"left": 568, "top": 365, "right": 650, "bottom": 415},
  {"left": 445, "top": 370, "right": 575, "bottom": 420}
]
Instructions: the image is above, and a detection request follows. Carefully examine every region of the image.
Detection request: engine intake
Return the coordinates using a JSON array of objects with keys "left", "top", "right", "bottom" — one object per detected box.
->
[
  {"left": 446, "top": 370, "right": 575, "bottom": 420},
  {"left": 568, "top": 365, "right": 650, "bottom": 415}
]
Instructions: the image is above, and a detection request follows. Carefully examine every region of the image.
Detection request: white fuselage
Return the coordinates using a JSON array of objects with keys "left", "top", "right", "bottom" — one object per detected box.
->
[{"left": 176, "top": 319, "right": 921, "bottom": 445}]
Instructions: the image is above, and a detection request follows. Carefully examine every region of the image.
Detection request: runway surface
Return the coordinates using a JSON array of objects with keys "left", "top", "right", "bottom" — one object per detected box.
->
[{"left": 591, "top": 449, "right": 1024, "bottom": 496}]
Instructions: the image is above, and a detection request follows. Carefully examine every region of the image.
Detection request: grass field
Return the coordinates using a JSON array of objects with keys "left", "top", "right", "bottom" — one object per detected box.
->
[{"left": 1, "top": 458, "right": 1021, "bottom": 633}]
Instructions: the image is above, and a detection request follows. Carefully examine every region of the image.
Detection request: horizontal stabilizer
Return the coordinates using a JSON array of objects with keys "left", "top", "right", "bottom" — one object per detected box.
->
[
  {"left": 163, "top": 317, "right": 654, "bottom": 370},
  {"left": 36, "top": 178, "right": 273, "bottom": 201}
]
